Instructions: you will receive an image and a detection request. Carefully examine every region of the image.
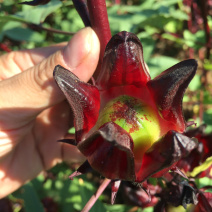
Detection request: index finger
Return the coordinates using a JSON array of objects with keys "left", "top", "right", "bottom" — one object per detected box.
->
[{"left": 0, "top": 42, "right": 67, "bottom": 81}]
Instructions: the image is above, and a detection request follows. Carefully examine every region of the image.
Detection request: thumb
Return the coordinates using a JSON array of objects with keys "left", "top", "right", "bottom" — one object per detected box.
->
[{"left": 0, "top": 27, "right": 100, "bottom": 125}]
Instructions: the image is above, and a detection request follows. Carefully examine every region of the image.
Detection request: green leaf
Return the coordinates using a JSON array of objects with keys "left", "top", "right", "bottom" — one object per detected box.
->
[
  {"left": 148, "top": 56, "right": 180, "bottom": 78},
  {"left": 0, "top": 21, "right": 44, "bottom": 42},
  {"left": 153, "top": 0, "right": 182, "bottom": 8},
  {"left": 195, "top": 177, "right": 212, "bottom": 189},
  {"left": 203, "top": 60, "right": 212, "bottom": 71},
  {"left": 0, "top": 14, "right": 27, "bottom": 24},
  {"left": 169, "top": 8, "right": 188, "bottom": 20},
  {"left": 68, "top": 127, "right": 75, "bottom": 134},
  {"left": 16, "top": 0, "right": 62, "bottom": 24},
  {"left": 13, "top": 183, "right": 45, "bottom": 212},
  {"left": 162, "top": 33, "right": 185, "bottom": 44},
  {"left": 183, "top": 30, "right": 206, "bottom": 49},
  {"left": 164, "top": 20, "right": 183, "bottom": 33},
  {"left": 137, "top": 32, "right": 156, "bottom": 62},
  {"left": 188, "top": 75, "right": 201, "bottom": 91},
  {"left": 190, "top": 156, "right": 212, "bottom": 177},
  {"left": 203, "top": 109, "right": 212, "bottom": 131},
  {"left": 104, "top": 204, "right": 146, "bottom": 212},
  {"left": 104, "top": 204, "right": 134, "bottom": 212}
]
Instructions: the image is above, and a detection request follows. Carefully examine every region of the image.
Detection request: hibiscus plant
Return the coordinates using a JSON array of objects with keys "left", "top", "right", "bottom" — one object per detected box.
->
[{"left": 2, "top": 0, "right": 212, "bottom": 211}]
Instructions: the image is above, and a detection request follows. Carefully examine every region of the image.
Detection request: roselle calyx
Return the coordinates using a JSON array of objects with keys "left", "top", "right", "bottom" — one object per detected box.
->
[
  {"left": 96, "top": 95, "right": 160, "bottom": 163},
  {"left": 54, "top": 31, "right": 198, "bottom": 193}
]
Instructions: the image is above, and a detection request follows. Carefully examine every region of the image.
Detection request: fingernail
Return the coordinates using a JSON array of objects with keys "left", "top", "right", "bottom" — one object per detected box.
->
[{"left": 63, "top": 27, "right": 94, "bottom": 68}]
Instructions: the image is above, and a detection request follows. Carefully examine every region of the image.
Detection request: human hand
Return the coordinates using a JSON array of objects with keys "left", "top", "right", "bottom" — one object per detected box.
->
[{"left": 0, "top": 27, "right": 100, "bottom": 198}]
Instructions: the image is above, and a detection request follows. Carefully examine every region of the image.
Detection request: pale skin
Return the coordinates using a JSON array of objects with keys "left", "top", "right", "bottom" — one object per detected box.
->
[{"left": 0, "top": 27, "right": 100, "bottom": 198}]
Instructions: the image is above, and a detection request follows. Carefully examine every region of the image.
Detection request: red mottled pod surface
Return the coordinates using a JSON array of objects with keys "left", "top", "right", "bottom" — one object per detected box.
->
[{"left": 54, "top": 31, "right": 198, "bottom": 202}]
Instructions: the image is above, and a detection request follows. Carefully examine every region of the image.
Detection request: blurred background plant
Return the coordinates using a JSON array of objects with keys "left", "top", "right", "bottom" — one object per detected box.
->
[{"left": 0, "top": 0, "right": 211, "bottom": 211}]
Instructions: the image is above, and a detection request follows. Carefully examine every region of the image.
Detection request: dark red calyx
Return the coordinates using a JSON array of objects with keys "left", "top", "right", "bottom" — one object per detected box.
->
[
  {"left": 162, "top": 180, "right": 198, "bottom": 209},
  {"left": 53, "top": 65, "right": 100, "bottom": 143},
  {"left": 77, "top": 122, "right": 135, "bottom": 181},
  {"left": 147, "top": 59, "right": 197, "bottom": 133},
  {"left": 136, "top": 130, "right": 198, "bottom": 182},
  {"left": 96, "top": 31, "right": 150, "bottom": 90}
]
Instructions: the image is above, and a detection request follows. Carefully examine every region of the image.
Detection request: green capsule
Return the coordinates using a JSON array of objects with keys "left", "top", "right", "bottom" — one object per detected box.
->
[{"left": 96, "top": 95, "right": 160, "bottom": 161}]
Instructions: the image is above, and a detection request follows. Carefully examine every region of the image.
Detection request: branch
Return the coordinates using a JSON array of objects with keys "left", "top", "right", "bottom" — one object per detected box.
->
[
  {"left": 27, "top": 23, "right": 75, "bottom": 36},
  {"left": 82, "top": 178, "right": 111, "bottom": 212}
]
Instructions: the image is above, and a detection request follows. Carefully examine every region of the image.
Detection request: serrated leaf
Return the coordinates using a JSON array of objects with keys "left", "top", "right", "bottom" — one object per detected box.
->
[{"left": 190, "top": 156, "right": 212, "bottom": 177}]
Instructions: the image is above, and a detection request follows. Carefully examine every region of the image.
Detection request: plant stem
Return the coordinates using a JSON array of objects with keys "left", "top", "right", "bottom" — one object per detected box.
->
[
  {"left": 81, "top": 178, "right": 111, "bottom": 212},
  {"left": 198, "top": 0, "right": 211, "bottom": 122},
  {"left": 28, "top": 23, "right": 75, "bottom": 35},
  {"left": 199, "top": 0, "right": 211, "bottom": 60},
  {"left": 72, "top": 0, "right": 91, "bottom": 27},
  {"left": 87, "top": 0, "right": 112, "bottom": 62}
]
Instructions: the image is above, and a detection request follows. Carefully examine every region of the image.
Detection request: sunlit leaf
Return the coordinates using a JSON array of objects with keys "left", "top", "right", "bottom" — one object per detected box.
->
[{"left": 190, "top": 156, "right": 212, "bottom": 177}]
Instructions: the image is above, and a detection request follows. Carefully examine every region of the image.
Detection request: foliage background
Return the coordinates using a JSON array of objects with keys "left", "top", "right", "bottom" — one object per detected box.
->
[{"left": 0, "top": 0, "right": 212, "bottom": 211}]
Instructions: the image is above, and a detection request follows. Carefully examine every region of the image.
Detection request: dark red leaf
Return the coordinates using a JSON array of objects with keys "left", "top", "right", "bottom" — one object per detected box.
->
[
  {"left": 122, "top": 182, "right": 159, "bottom": 208},
  {"left": 77, "top": 122, "right": 135, "bottom": 181},
  {"left": 176, "top": 143, "right": 204, "bottom": 173},
  {"left": 147, "top": 59, "right": 197, "bottom": 133},
  {"left": 96, "top": 31, "right": 150, "bottom": 90},
  {"left": 53, "top": 65, "right": 100, "bottom": 142},
  {"left": 136, "top": 130, "right": 198, "bottom": 182},
  {"left": 160, "top": 180, "right": 198, "bottom": 209}
]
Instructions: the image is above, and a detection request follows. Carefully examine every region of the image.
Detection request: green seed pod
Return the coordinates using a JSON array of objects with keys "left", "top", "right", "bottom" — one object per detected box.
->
[{"left": 97, "top": 95, "right": 160, "bottom": 161}]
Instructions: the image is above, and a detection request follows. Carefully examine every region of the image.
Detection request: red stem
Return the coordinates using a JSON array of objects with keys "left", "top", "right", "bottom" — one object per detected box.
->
[
  {"left": 87, "top": 0, "right": 112, "bottom": 62},
  {"left": 81, "top": 178, "right": 111, "bottom": 212},
  {"left": 199, "top": 0, "right": 211, "bottom": 59}
]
